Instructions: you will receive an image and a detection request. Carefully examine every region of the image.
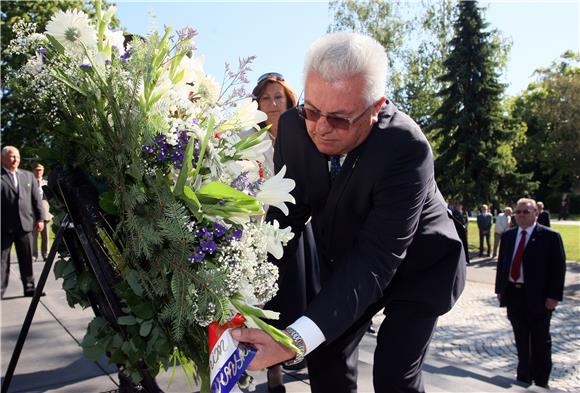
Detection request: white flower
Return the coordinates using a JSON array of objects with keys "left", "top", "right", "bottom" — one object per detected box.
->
[
  {"left": 256, "top": 165, "right": 295, "bottom": 215},
  {"left": 105, "top": 29, "right": 126, "bottom": 56},
  {"left": 23, "top": 51, "right": 44, "bottom": 75},
  {"left": 263, "top": 220, "right": 294, "bottom": 259},
  {"left": 45, "top": 9, "right": 97, "bottom": 55},
  {"left": 195, "top": 74, "right": 220, "bottom": 105},
  {"left": 221, "top": 98, "right": 267, "bottom": 131},
  {"left": 224, "top": 160, "right": 261, "bottom": 183}
]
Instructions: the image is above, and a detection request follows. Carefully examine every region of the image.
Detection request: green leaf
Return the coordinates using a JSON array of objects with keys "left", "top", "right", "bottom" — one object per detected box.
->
[
  {"left": 126, "top": 269, "right": 144, "bottom": 296},
  {"left": 46, "top": 34, "right": 65, "bottom": 54},
  {"left": 83, "top": 345, "right": 104, "bottom": 361},
  {"left": 132, "top": 303, "right": 154, "bottom": 320},
  {"left": 139, "top": 320, "right": 153, "bottom": 337},
  {"left": 118, "top": 315, "right": 137, "bottom": 325},
  {"left": 99, "top": 191, "right": 118, "bottom": 215}
]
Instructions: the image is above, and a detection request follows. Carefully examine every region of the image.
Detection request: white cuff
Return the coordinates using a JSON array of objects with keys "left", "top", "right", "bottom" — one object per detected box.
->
[{"left": 288, "top": 316, "right": 325, "bottom": 355}]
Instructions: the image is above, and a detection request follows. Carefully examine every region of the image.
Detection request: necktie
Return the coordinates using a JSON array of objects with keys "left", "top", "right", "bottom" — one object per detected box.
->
[
  {"left": 510, "top": 230, "right": 527, "bottom": 281},
  {"left": 11, "top": 172, "right": 18, "bottom": 189},
  {"left": 329, "top": 155, "right": 342, "bottom": 180}
]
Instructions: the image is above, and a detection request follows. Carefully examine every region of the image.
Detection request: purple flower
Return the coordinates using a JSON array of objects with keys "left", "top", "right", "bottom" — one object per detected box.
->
[
  {"left": 213, "top": 223, "right": 226, "bottom": 237},
  {"left": 189, "top": 247, "right": 205, "bottom": 263},
  {"left": 231, "top": 228, "right": 243, "bottom": 241},
  {"left": 119, "top": 48, "right": 132, "bottom": 64},
  {"left": 231, "top": 172, "right": 249, "bottom": 192},
  {"left": 176, "top": 27, "right": 198, "bottom": 40},
  {"left": 142, "top": 145, "right": 154, "bottom": 154},
  {"left": 200, "top": 239, "right": 216, "bottom": 254},
  {"left": 37, "top": 47, "right": 47, "bottom": 63},
  {"left": 79, "top": 63, "right": 92, "bottom": 70}
]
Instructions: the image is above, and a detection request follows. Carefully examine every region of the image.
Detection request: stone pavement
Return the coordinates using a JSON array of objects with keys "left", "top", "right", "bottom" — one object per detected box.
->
[{"left": 1, "top": 254, "right": 579, "bottom": 392}]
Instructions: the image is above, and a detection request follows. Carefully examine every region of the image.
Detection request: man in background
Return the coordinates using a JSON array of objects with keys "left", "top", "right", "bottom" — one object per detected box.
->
[
  {"left": 493, "top": 207, "right": 512, "bottom": 258},
  {"left": 495, "top": 198, "right": 566, "bottom": 388},
  {"left": 537, "top": 201, "right": 551, "bottom": 227},
  {"left": 477, "top": 204, "right": 493, "bottom": 257},
  {"left": 1, "top": 146, "right": 45, "bottom": 297}
]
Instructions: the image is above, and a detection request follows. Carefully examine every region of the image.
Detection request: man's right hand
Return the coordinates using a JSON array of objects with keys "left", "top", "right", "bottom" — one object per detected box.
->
[{"left": 231, "top": 328, "right": 296, "bottom": 370}]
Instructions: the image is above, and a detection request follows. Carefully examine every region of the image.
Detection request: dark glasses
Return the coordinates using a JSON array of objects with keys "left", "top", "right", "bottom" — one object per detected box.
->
[
  {"left": 257, "top": 72, "right": 284, "bottom": 84},
  {"left": 296, "top": 104, "right": 372, "bottom": 130}
]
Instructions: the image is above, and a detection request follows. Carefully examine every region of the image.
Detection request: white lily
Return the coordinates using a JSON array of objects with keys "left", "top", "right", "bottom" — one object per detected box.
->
[
  {"left": 220, "top": 97, "right": 267, "bottom": 131},
  {"left": 263, "top": 220, "right": 294, "bottom": 259},
  {"left": 256, "top": 165, "right": 295, "bottom": 215}
]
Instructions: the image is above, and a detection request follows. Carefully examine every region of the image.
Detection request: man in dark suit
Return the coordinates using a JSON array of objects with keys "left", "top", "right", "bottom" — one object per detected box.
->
[
  {"left": 495, "top": 198, "right": 566, "bottom": 388},
  {"left": 1, "top": 146, "right": 46, "bottom": 297},
  {"left": 232, "top": 32, "right": 466, "bottom": 392},
  {"left": 536, "top": 201, "right": 551, "bottom": 227}
]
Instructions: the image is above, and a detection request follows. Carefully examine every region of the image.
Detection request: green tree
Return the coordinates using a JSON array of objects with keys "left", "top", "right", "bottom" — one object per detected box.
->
[
  {"left": 512, "top": 51, "right": 580, "bottom": 197},
  {"left": 430, "top": 0, "right": 533, "bottom": 209},
  {"left": 0, "top": 0, "right": 118, "bottom": 157},
  {"left": 328, "top": 0, "right": 456, "bottom": 131}
]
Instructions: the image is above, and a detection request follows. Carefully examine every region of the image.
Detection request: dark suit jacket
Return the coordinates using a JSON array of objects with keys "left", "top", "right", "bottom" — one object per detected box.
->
[
  {"left": 495, "top": 224, "right": 566, "bottom": 313},
  {"left": 1, "top": 168, "right": 45, "bottom": 233},
  {"left": 267, "top": 103, "right": 466, "bottom": 343}
]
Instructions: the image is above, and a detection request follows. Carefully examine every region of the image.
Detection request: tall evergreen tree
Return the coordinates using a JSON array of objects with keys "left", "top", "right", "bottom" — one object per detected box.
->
[{"left": 430, "top": 1, "right": 532, "bottom": 209}]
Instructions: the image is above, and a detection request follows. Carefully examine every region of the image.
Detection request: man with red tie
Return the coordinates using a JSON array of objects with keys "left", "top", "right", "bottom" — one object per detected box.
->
[{"left": 495, "top": 198, "right": 566, "bottom": 388}]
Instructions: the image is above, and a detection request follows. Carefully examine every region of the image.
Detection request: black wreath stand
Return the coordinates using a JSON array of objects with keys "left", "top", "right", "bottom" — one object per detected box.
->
[{"left": 2, "top": 167, "right": 163, "bottom": 393}]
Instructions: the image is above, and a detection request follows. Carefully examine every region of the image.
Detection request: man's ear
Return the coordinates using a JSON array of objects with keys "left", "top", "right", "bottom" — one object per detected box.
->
[{"left": 370, "top": 96, "right": 387, "bottom": 121}]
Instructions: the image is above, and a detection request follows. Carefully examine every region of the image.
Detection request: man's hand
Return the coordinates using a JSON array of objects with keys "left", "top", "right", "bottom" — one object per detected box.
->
[
  {"left": 35, "top": 221, "right": 44, "bottom": 232},
  {"left": 231, "top": 328, "right": 296, "bottom": 370},
  {"left": 545, "top": 298, "right": 559, "bottom": 310}
]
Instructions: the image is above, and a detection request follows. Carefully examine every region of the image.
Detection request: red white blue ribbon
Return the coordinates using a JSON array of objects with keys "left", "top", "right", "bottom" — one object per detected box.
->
[{"left": 208, "top": 315, "right": 256, "bottom": 393}]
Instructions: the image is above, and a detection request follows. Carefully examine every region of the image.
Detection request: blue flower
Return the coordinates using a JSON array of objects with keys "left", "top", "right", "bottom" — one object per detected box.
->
[
  {"left": 231, "top": 228, "right": 243, "bottom": 241},
  {"left": 213, "top": 223, "right": 226, "bottom": 237},
  {"left": 189, "top": 246, "right": 205, "bottom": 263},
  {"left": 200, "top": 239, "right": 216, "bottom": 254}
]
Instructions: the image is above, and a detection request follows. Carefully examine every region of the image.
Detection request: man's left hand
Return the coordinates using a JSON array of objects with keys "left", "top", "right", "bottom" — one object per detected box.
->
[
  {"left": 35, "top": 221, "right": 44, "bottom": 232},
  {"left": 231, "top": 328, "right": 296, "bottom": 370},
  {"left": 545, "top": 298, "right": 559, "bottom": 310}
]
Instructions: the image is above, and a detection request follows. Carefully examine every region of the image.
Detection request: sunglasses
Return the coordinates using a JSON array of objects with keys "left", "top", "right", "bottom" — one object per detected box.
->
[
  {"left": 257, "top": 72, "right": 284, "bottom": 84},
  {"left": 515, "top": 209, "right": 535, "bottom": 215},
  {"left": 296, "top": 104, "right": 372, "bottom": 130}
]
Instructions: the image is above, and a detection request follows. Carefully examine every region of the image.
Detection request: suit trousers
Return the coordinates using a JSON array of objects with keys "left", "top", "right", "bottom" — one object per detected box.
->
[
  {"left": 506, "top": 284, "right": 553, "bottom": 385},
  {"left": 307, "top": 306, "right": 438, "bottom": 393},
  {"left": 1, "top": 229, "right": 35, "bottom": 296},
  {"left": 33, "top": 223, "right": 49, "bottom": 260},
  {"left": 479, "top": 231, "right": 491, "bottom": 255}
]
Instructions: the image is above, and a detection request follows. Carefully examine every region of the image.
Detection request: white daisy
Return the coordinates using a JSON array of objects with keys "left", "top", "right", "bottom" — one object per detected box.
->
[{"left": 45, "top": 9, "right": 97, "bottom": 55}]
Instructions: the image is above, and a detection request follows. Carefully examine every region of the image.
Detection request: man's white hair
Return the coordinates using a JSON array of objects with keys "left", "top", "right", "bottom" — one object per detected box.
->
[
  {"left": 1, "top": 146, "right": 19, "bottom": 158},
  {"left": 303, "top": 32, "right": 388, "bottom": 105}
]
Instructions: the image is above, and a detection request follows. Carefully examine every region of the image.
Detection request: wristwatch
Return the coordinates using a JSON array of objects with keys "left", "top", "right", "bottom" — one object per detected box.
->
[{"left": 283, "top": 326, "right": 306, "bottom": 366}]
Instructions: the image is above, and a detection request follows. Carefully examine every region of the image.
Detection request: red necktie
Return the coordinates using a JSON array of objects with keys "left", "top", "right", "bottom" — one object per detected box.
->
[{"left": 510, "top": 230, "right": 527, "bottom": 281}]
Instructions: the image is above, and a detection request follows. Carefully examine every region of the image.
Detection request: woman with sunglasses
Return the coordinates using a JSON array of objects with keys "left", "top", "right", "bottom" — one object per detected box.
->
[{"left": 252, "top": 73, "right": 319, "bottom": 393}]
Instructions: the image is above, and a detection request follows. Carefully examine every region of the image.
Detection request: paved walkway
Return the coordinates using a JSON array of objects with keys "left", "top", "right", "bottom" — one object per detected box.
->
[{"left": 1, "top": 255, "right": 579, "bottom": 392}]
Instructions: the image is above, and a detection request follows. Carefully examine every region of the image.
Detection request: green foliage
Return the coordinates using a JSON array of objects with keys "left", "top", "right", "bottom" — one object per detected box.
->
[
  {"left": 0, "top": 0, "right": 119, "bottom": 155},
  {"left": 511, "top": 51, "right": 580, "bottom": 195},
  {"left": 429, "top": 0, "right": 534, "bottom": 209},
  {"left": 328, "top": 0, "right": 456, "bottom": 131}
]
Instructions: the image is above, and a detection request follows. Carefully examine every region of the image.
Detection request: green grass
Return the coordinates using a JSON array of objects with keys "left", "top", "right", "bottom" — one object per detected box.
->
[{"left": 467, "top": 221, "right": 579, "bottom": 261}]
